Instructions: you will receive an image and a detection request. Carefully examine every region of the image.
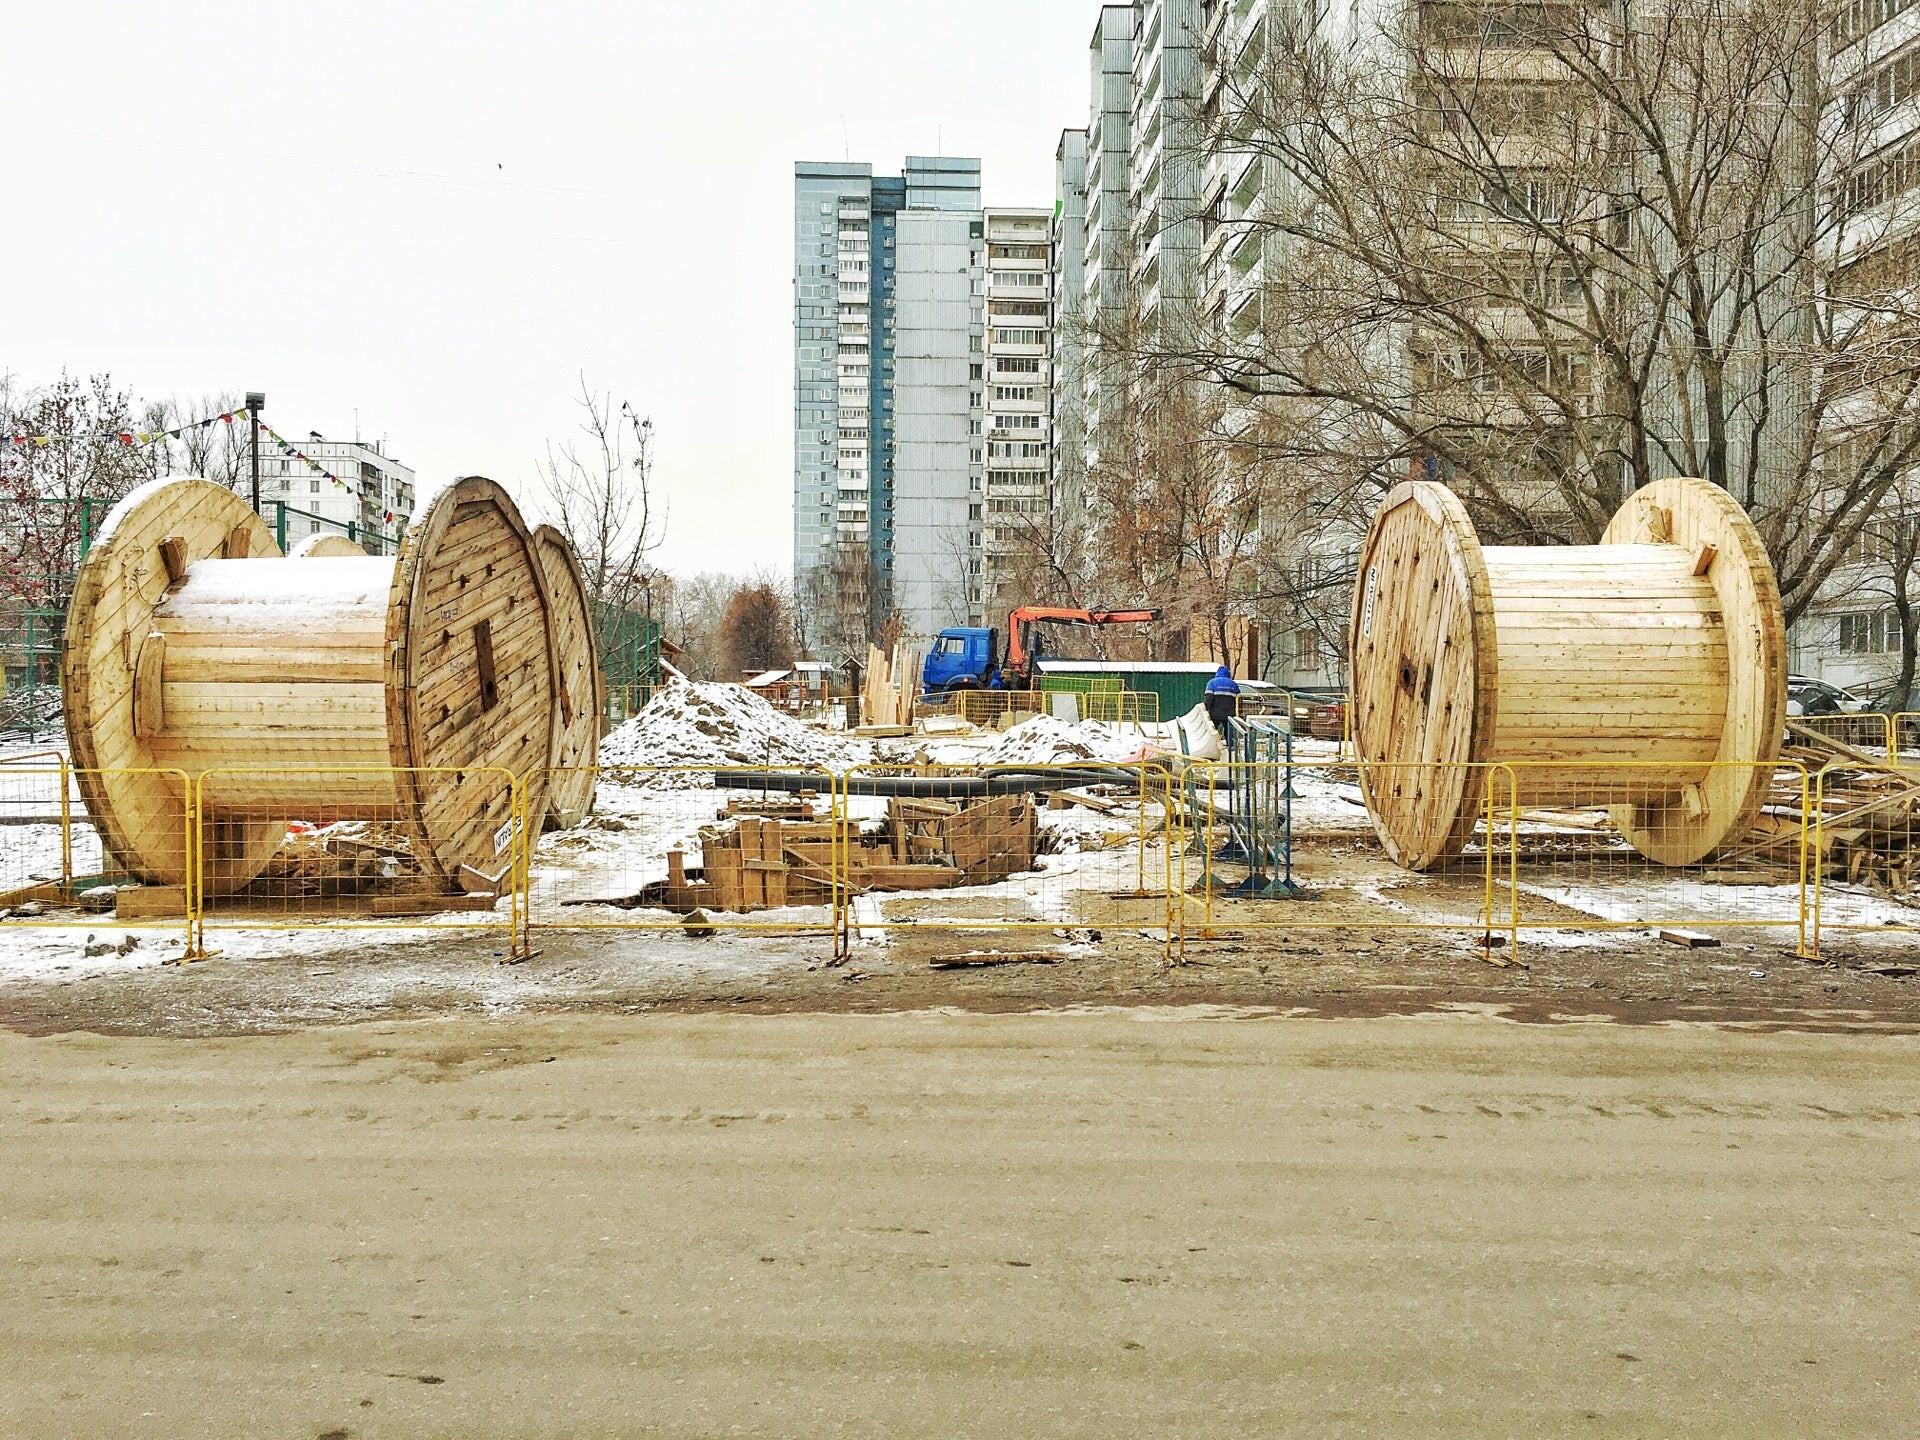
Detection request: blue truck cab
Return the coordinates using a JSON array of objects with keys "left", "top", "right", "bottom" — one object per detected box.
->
[{"left": 921, "top": 627, "right": 998, "bottom": 692}]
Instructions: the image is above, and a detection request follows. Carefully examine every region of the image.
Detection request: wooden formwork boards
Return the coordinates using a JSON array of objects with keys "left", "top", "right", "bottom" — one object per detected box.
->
[{"left": 665, "top": 795, "right": 1039, "bottom": 915}]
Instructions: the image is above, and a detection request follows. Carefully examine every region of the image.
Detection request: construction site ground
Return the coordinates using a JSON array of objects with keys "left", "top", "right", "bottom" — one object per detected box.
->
[{"left": 4, "top": 825, "right": 1920, "bottom": 1038}]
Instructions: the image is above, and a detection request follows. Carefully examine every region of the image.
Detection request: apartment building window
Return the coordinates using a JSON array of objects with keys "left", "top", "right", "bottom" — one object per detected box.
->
[
  {"left": 994, "top": 328, "right": 1046, "bottom": 345},
  {"left": 1851, "top": 43, "right": 1920, "bottom": 126},
  {"left": 990, "top": 243, "right": 1049, "bottom": 260},
  {"left": 994, "top": 385, "right": 1038, "bottom": 401},
  {"left": 992, "top": 414, "right": 1043, "bottom": 430},
  {"left": 1841, "top": 610, "right": 1903, "bottom": 653},
  {"left": 997, "top": 357, "right": 1042, "bottom": 374},
  {"left": 989, "top": 301, "right": 1049, "bottom": 318},
  {"left": 970, "top": 363, "right": 983, "bottom": 380}
]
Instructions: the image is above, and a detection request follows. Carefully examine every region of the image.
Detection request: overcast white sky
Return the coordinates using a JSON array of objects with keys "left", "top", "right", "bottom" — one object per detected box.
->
[{"left": 1, "top": 2, "right": 1100, "bottom": 575}]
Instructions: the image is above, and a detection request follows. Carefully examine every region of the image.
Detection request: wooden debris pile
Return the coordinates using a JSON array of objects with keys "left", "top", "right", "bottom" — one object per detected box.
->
[
  {"left": 661, "top": 794, "right": 1038, "bottom": 914},
  {"left": 1778, "top": 721, "right": 1920, "bottom": 896}
]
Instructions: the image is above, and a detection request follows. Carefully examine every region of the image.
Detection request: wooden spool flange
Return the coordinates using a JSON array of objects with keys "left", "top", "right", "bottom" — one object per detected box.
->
[
  {"left": 64, "top": 475, "right": 563, "bottom": 894},
  {"left": 289, "top": 533, "right": 368, "bottom": 558},
  {"left": 1350, "top": 477, "right": 1787, "bottom": 870},
  {"left": 532, "top": 525, "right": 604, "bottom": 829}
]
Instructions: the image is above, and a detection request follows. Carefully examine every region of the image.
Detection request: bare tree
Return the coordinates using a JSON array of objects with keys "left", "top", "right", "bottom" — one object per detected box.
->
[
  {"left": 797, "top": 540, "right": 886, "bottom": 669},
  {"left": 165, "top": 394, "right": 248, "bottom": 488},
  {"left": 537, "top": 375, "right": 666, "bottom": 655}
]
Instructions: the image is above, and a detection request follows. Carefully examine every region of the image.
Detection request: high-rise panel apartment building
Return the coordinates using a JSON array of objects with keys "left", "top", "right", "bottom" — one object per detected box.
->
[
  {"left": 1050, "top": 130, "right": 1090, "bottom": 564},
  {"left": 980, "top": 207, "right": 1055, "bottom": 608},
  {"left": 793, "top": 158, "right": 985, "bottom": 646},
  {"left": 1130, "top": 0, "right": 1204, "bottom": 342},
  {"left": 1079, "top": 6, "right": 1138, "bottom": 487}
]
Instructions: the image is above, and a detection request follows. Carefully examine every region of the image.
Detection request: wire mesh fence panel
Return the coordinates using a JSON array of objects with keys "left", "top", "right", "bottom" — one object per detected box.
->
[
  {"left": 915, "top": 688, "right": 1160, "bottom": 730},
  {"left": 834, "top": 761, "right": 1179, "bottom": 962},
  {"left": 915, "top": 690, "right": 1047, "bottom": 727},
  {"left": 1796, "top": 712, "right": 1893, "bottom": 758},
  {"left": 1171, "top": 760, "right": 1509, "bottom": 955},
  {"left": 1498, "top": 761, "right": 1809, "bottom": 954},
  {"left": 0, "top": 765, "right": 194, "bottom": 948},
  {"left": 523, "top": 766, "right": 843, "bottom": 947},
  {"left": 1810, "top": 760, "right": 1920, "bottom": 956},
  {"left": 1895, "top": 712, "right": 1920, "bottom": 761},
  {"left": 190, "top": 767, "right": 524, "bottom": 944}
]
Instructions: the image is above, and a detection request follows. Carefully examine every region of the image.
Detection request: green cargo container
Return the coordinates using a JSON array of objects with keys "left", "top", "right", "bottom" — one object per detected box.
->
[{"left": 1033, "top": 661, "right": 1219, "bottom": 721}]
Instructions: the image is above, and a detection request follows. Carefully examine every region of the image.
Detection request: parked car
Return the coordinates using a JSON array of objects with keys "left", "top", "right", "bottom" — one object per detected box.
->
[
  {"left": 1869, "top": 682, "right": 1920, "bottom": 716},
  {"left": 1786, "top": 675, "right": 1869, "bottom": 718}
]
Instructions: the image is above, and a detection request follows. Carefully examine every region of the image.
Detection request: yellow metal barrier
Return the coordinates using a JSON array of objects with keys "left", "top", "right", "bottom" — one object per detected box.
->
[
  {"left": 832, "top": 760, "right": 1178, "bottom": 961},
  {"left": 1894, "top": 711, "right": 1920, "bottom": 760},
  {"left": 1809, "top": 759, "right": 1920, "bottom": 958},
  {"left": 1498, "top": 760, "right": 1810, "bottom": 957},
  {"left": 0, "top": 765, "right": 195, "bottom": 952},
  {"left": 187, "top": 766, "right": 525, "bottom": 957},
  {"left": 919, "top": 687, "right": 1160, "bottom": 728},
  {"left": 1797, "top": 711, "right": 1894, "bottom": 758},
  {"left": 1172, "top": 758, "right": 1511, "bottom": 957},
  {"left": 523, "top": 765, "right": 844, "bottom": 948}
]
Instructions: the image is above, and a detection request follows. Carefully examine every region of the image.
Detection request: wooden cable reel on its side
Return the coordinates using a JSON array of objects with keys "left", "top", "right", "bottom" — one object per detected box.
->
[
  {"left": 532, "top": 524, "right": 604, "bottom": 829},
  {"left": 1350, "top": 477, "right": 1788, "bottom": 869},
  {"left": 63, "top": 475, "right": 571, "bottom": 895}
]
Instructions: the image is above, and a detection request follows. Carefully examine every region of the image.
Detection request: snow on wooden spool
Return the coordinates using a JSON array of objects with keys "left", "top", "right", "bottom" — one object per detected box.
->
[
  {"left": 531, "top": 524, "right": 603, "bottom": 829},
  {"left": 288, "top": 532, "right": 368, "bottom": 557},
  {"left": 63, "top": 475, "right": 563, "bottom": 894},
  {"left": 1350, "top": 477, "right": 1787, "bottom": 870}
]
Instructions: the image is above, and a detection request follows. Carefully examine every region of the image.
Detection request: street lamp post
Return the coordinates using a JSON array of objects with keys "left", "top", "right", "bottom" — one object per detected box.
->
[{"left": 245, "top": 391, "right": 265, "bottom": 512}]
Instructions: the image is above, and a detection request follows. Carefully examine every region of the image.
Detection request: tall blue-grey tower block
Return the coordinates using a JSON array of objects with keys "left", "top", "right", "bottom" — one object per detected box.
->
[{"left": 793, "top": 157, "right": 983, "bottom": 652}]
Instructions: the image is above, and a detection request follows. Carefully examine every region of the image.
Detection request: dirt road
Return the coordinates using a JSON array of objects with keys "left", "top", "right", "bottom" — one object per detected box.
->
[{"left": 4, "top": 1010, "right": 1918, "bottom": 1437}]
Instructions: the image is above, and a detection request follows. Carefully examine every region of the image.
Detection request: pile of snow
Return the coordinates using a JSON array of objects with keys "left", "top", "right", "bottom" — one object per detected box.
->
[
  {"left": 598, "top": 678, "right": 870, "bottom": 774},
  {"left": 974, "top": 715, "right": 1151, "bottom": 768}
]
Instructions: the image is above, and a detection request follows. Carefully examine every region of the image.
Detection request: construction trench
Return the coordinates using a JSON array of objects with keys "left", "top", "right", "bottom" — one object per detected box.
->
[{"left": 4, "top": 475, "right": 1920, "bottom": 1034}]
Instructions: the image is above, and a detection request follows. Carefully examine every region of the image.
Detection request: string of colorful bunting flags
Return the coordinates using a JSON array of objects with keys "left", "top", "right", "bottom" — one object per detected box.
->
[
  {"left": 1, "top": 407, "right": 249, "bottom": 449},
  {"left": 0, "top": 410, "right": 402, "bottom": 530}
]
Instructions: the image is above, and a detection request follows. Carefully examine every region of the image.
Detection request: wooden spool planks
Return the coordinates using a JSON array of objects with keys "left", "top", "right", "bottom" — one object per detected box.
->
[
  {"left": 63, "top": 479, "right": 283, "bottom": 888},
  {"left": 385, "top": 476, "right": 562, "bottom": 890},
  {"left": 1350, "top": 478, "right": 1786, "bottom": 870},
  {"left": 64, "top": 474, "right": 565, "bottom": 894},
  {"left": 532, "top": 525, "right": 603, "bottom": 829}
]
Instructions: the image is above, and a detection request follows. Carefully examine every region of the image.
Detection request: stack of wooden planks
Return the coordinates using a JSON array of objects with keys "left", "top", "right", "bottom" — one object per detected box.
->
[{"left": 860, "top": 641, "right": 923, "bottom": 731}]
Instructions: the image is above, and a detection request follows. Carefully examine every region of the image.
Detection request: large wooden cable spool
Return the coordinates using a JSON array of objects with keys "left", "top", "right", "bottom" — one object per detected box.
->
[
  {"left": 1350, "top": 477, "right": 1787, "bottom": 869},
  {"left": 532, "top": 525, "right": 603, "bottom": 829},
  {"left": 63, "top": 475, "right": 564, "bottom": 895}
]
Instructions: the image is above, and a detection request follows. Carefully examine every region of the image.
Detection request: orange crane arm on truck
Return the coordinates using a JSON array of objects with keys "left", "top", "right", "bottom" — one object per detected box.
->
[{"left": 1006, "top": 606, "right": 1161, "bottom": 679}]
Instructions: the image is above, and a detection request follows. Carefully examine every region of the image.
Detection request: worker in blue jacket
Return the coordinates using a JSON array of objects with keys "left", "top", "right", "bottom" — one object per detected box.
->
[{"left": 1204, "top": 664, "right": 1240, "bottom": 731}]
